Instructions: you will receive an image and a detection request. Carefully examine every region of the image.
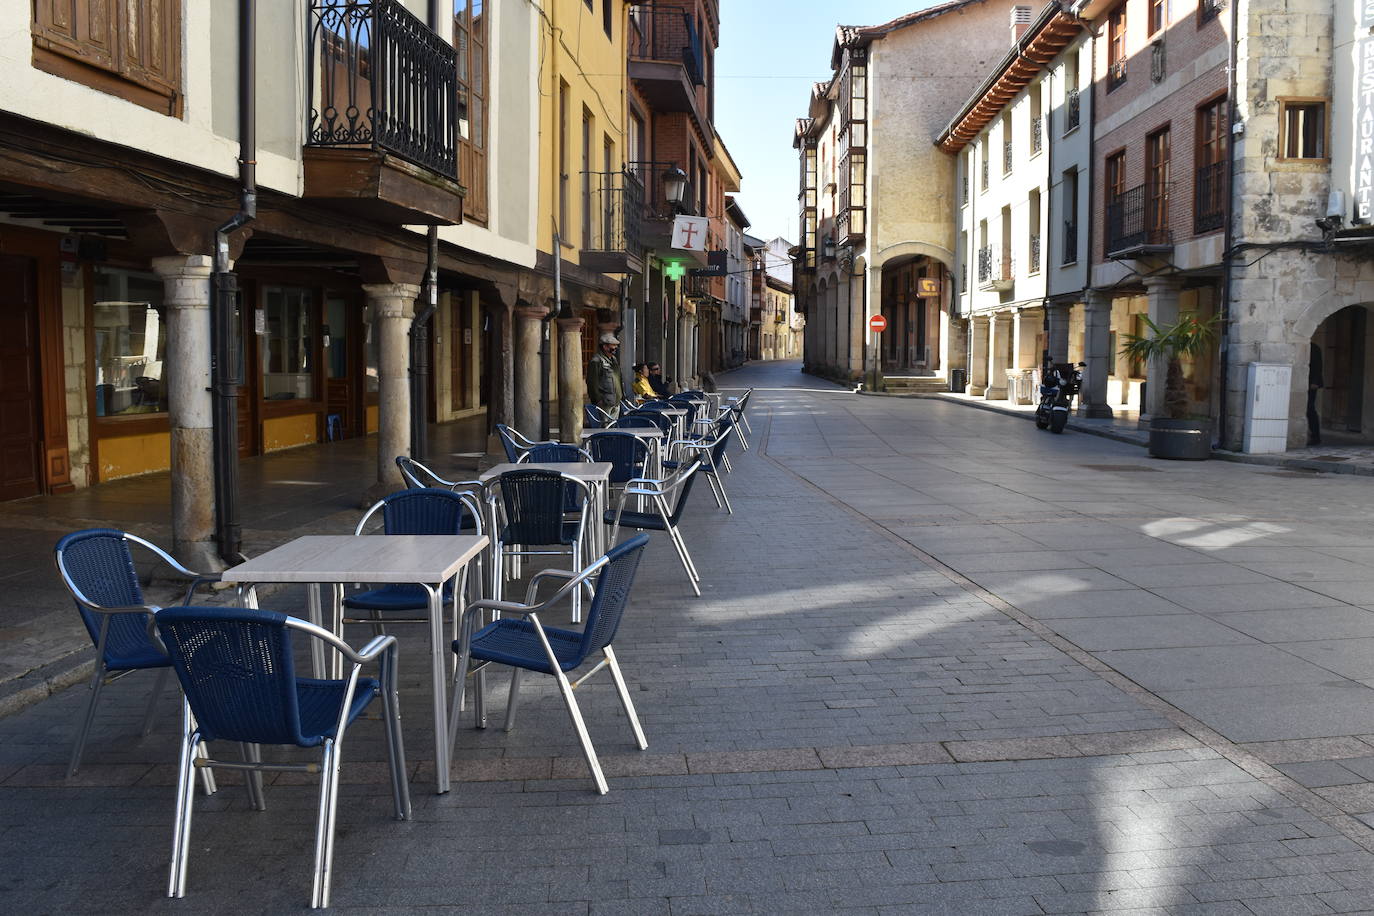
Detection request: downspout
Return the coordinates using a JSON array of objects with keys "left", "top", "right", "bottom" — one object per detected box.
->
[
  {"left": 211, "top": 0, "right": 257, "bottom": 564},
  {"left": 1216, "top": 0, "right": 1241, "bottom": 448},
  {"left": 410, "top": 3, "right": 445, "bottom": 459},
  {"left": 1084, "top": 26, "right": 1096, "bottom": 327}
]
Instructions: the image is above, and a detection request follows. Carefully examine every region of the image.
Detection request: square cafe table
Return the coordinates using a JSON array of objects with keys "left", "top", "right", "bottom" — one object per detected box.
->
[{"left": 221, "top": 534, "right": 488, "bottom": 794}]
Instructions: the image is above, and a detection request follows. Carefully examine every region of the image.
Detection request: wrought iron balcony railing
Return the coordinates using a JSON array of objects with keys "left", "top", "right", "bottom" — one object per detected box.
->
[
  {"left": 977, "top": 246, "right": 993, "bottom": 286},
  {"left": 628, "top": 161, "right": 699, "bottom": 218},
  {"left": 584, "top": 169, "right": 645, "bottom": 256},
  {"left": 1028, "top": 234, "right": 1041, "bottom": 274},
  {"left": 1003, "top": 140, "right": 1014, "bottom": 174},
  {"left": 1066, "top": 87, "right": 1081, "bottom": 133},
  {"left": 1107, "top": 182, "right": 1173, "bottom": 255},
  {"left": 961, "top": 171, "right": 969, "bottom": 205},
  {"left": 980, "top": 157, "right": 989, "bottom": 190},
  {"left": 1062, "top": 220, "right": 1078, "bottom": 264},
  {"left": 1031, "top": 116, "right": 1043, "bottom": 154},
  {"left": 629, "top": 2, "right": 704, "bottom": 85},
  {"left": 1107, "top": 58, "right": 1127, "bottom": 92},
  {"left": 1194, "top": 161, "right": 1226, "bottom": 234},
  {"left": 307, "top": 0, "right": 458, "bottom": 178}
]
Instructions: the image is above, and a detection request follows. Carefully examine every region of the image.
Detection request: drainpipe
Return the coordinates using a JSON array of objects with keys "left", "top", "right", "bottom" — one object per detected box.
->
[
  {"left": 410, "top": 3, "right": 445, "bottom": 459},
  {"left": 1216, "top": 0, "right": 1241, "bottom": 449},
  {"left": 545, "top": 229, "right": 560, "bottom": 440},
  {"left": 211, "top": 0, "right": 257, "bottom": 564}
]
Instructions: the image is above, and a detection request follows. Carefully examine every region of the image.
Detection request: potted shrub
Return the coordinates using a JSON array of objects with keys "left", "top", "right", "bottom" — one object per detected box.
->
[{"left": 1120, "top": 313, "right": 1218, "bottom": 460}]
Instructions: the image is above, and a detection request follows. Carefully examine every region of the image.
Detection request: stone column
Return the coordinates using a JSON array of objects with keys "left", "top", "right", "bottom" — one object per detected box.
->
[
  {"left": 151, "top": 255, "right": 219, "bottom": 570},
  {"left": 1079, "top": 290, "right": 1114, "bottom": 418},
  {"left": 985, "top": 312, "right": 1012, "bottom": 399},
  {"left": 1011, "top": 308, "right": 1041, "bottom": 404},
  {"left": 968, "top": 315, "right": 990, "bottom": 396},
  {"left": 556, "top": 314, "right": 585, "bottom": 443},
  {"left": 1047, "top": 302, "right": 1071, "bottom": 365},
  {"left": 364, "top": 283, "right": 419, "bottom": 496},
  {"left": 513, "top": 304, "right": 545, "bottom": 438},
  {"left": 1142, "top": 275, "right": 1183, "bottom": 419}
]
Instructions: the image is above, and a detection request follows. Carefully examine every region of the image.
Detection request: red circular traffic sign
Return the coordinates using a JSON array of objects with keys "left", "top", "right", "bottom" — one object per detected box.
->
[{"left": 868, "top": 315, "right": 888, "bottom": 333}]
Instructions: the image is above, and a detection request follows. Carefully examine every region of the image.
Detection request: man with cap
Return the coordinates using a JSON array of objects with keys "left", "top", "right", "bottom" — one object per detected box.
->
[{"left": 587, "top": 331, "right": 623, "bottom": 417}]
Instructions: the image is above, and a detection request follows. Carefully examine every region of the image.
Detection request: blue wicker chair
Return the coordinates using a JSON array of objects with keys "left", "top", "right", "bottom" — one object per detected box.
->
[
  {"left": 53, "top": 529, "right": 220, "bottom": 777},
  {"left": 154, "top": 606, "right": 409, "bottom": 908},
  {"left": 448, "top": 535, "right": 651, "bottom": 794}
]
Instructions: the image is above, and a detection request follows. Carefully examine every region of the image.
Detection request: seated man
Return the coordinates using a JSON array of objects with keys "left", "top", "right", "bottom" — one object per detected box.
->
[{"left": 648, "top": 362, "right": 672, "bottom": 399}]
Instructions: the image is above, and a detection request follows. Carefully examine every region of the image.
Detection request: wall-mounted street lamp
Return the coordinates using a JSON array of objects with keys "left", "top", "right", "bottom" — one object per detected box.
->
[
  {"left": 663, "top": 166, "right": 688, "bottom": 208},
  {"left": 822, "top": 236, "right": 836, "bottom": 260}
]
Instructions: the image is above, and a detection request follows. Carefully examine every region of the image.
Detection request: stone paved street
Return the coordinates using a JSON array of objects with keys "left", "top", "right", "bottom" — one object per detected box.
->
[{"left": 6, "top": 361, "right": 1374, "bottom": 913}]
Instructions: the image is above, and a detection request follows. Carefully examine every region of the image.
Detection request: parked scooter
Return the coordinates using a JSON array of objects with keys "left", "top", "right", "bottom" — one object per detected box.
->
[{"left": 1034, "top": 362, "right": 1084, "bottom": 434}]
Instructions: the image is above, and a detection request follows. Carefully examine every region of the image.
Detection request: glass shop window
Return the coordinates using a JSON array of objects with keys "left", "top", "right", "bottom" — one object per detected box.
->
[
  {"left": 92, "top": 267, "right": 167, "bottom": 417},
  {"left": 262, "top": 286, "right": 315, "bottom": 400}
]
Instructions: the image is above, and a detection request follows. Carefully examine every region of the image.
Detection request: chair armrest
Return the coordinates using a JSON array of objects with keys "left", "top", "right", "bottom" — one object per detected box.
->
[
  {"left": 350, "top": 633, "right": 400, "bottom": 664},
  {"left": 523, "top": 568, "right": 579, "bottom": 605}
]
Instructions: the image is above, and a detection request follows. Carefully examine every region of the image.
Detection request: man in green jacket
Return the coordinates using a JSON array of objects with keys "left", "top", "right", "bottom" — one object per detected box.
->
[{"left": 587, "top": 332, "right": 623, "bottom": 417}]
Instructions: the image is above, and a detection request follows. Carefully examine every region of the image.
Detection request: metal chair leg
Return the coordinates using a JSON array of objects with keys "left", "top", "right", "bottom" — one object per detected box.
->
[
  {"left": 704, "top": 471, "right": 725, "bottom": 508},
  {"left": 167, "top": 720, "right": 199, "bottom": 899},
  {"left": 604, "top": 647, "right": 648, "bottom": 751},
  {"left": 310, "top": 739, "right": 339, "bottom": 909},
  {"left": 554, "top": 670, "right": 608, "bottom": 795},
  {"left": 240, "top": 742, "right": 266, "bottom": 810},
  {"left": 504, "top": 668, "right": 526, "bottom": 731},
  {"left": 381, "top": 677, "right": 411, "bottom": 821},
  {"left": 67, "top": 664, "right": 107, "bottom": 777},
  {"left": 197, "top": 739, "right": 217, "bottom": 796},
  {"left": 712, "top": 472, "right": 734, "bottom": 514},
  {"left": 141, "top": 668, "right": 170, "bottom": 737}
]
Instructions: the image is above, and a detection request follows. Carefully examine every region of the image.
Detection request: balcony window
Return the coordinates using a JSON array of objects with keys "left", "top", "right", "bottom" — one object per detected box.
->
[
  {"left": 1279, "top": 99, "right": 1328, "bottom": 160},
  {"left": 1107, "top": 3, "right": 1127, "bottom": 92},
  {"left": 1066, "top": 87, "right": 1081, "bottom": 134},
  {"left": 92, "top": 268, "right": 167, "bottom": 418},
  {"left": 1195, "top": 97, "right": 1227, "bottom": 233},
  {"left": 455, "top": 0, "right": 488, "bottom": 222}
]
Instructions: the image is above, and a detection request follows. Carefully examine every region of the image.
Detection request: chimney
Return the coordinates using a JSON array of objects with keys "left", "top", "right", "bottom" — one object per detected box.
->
[{"left": 1010, "top": 5, "right": 1032, "bottom": 44}]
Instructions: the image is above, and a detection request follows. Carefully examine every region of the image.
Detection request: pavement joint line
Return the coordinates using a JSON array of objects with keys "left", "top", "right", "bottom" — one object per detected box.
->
[{"left": 755, "top": 387, "right": 1374, "bottom": 856}]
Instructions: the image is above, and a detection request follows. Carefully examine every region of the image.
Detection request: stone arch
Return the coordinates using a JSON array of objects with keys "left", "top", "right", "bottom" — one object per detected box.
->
[
  {"left": 1293, "top": 281, "right": 1374, "bottom": 341},
  {"left": 872, "top": 240, "right": 954, "bottom": 271}
]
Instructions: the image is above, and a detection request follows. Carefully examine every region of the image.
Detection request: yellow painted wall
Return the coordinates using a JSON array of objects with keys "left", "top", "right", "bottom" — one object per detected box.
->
[
  {"left": 366, "top": 405, "right": 379, "bottom": 434},
  {"left": 98, "top": 432, "right": 171, "bottom": 483},
  {"left": 537, "top": 0, "right": 627, "bottom": 267},
  {"left": 262, "top": 413, "right": 319, "bottom": 452}
]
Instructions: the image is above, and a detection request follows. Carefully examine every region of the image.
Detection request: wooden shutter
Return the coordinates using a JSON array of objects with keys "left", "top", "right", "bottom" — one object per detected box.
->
[
  {"left": 31, "top": 0, "right": 180, "bottom": 114},
  {"left": 32, "top": 0, "right": 118, "bottom": 71}
]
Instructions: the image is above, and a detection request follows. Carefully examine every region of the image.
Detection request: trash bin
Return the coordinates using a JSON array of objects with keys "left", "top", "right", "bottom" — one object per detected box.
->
[{"left": 949, "top": 368, "right": 967, "bottom": 393}]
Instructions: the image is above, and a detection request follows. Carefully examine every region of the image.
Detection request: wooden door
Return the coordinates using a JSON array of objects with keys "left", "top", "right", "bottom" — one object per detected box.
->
[{"left": 0, "top": 255, "right": 43, "bottom": 500}]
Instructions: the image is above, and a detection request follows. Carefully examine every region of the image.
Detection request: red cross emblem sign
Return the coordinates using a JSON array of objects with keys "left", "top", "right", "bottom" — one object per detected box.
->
[{"left": 671, "top": 216, "right": 709, "bottom": 252}]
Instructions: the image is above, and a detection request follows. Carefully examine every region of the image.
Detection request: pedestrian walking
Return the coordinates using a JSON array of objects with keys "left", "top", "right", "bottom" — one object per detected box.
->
[
  {"left": 1308, "top": 341, "right": 1324, "bottom": 446},
  {"left": 588, "top": 332, "right": 623, "bottom": 417}
]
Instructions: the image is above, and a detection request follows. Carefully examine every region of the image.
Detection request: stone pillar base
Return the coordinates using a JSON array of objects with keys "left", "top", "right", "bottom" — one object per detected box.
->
[{"left": 1078, "top": 403, "right": 1115, "bottom": 419}]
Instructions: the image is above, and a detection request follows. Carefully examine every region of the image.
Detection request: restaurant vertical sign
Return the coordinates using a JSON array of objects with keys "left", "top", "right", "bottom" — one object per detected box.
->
[{"left": 1359, "top": 26, "right": 1374, "bottom": 222}]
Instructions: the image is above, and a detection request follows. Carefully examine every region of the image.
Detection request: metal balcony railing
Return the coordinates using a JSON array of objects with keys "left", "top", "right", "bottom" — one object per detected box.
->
[
  {"left": 980, "top": 157, "right": 989, "bottom": 190},
  {"left": 1194, "top": 161, "right": 1226, "bottom": 234},
  {"left": 1107, "top": 58, "right": 1127, "bottom": 92},
  {"left": 977, "top": 246, "right": 993, "bottom": 286},
  {"left": 1066, "top": 87, "right": 1081, "bottom": 133},
  {"left": 1003, "top": 140, "right": 1014, "bottom": 174},
  {"left": 1028, "top": 234, "right": 1041, "bottom": 274},
  {"left": 1107, "top": 182, "right": 1173, "bottom": 254},
  {"left": 1062, "top": 220, "right": 1078, "bottom": 264},
  {"left": 583, "top": 169, "right": 645, "bottom": 255},
  {"left": 628, "top": 2, "right": 704, "bottom": 85},
  {"left": 1031, "top": 117, "right": 1043, "bottom": 154},
  {"left": 307, "top": 0, "right": 458, "bottom": 178},
  {"left": 961, "top": 171, "right": 969, "bottom": 205}
]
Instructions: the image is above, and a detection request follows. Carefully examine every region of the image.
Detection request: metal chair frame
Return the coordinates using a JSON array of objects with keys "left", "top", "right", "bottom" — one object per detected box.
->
[
  {"left": 346, "top": 489, "right": 484, "bottom": 646},
  {"left": 670, "top": 417, "right": 736, "bottom": 514},
  {"left": 486, "top": 469, "right": 595, "bottom": 621},
  {"left": 154, "top": 609, "right": 409, "bottom": 908},
  {"left": 516, "top": 443, "right": 594, "bottom": 464},
  {"left": 448, "top": 536, "right": 651, "bottom": 795},
  {"left": 728, "top": 389, "right": 754, "bottom": 449},
  {"left": 53, "top": 529, "right": 220, "bottom": 780},
  {"left": 495, "top": 423, "right": 552, "bottom": 463},
  {"left": 394, "top": 455, "right": 482, "bottom": 494},
  {"left": 584, "top": 403, "right": 614, "bottom": 428},
  {"left": 606, "top": 460, "right": 704, "bottom": 596}
]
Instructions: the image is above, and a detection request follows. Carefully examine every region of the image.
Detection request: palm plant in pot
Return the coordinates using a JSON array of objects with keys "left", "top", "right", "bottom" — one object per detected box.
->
[{"left": 1119, "top": 313, "right": 1218, "bottom": 460}]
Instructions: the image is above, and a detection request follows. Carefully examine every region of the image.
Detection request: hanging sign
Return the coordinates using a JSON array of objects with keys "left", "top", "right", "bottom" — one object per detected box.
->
[
  {"left": 1358, "top": 36, "right": 1374, "bottom": 222},
  {"left": 670, "top": 215, "right": 709, "bottom": 251}
]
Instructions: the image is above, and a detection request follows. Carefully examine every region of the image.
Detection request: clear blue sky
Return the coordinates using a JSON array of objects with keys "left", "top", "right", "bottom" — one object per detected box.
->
[{"left": 715, "top": 1, "right": 943, "bottom": 244}]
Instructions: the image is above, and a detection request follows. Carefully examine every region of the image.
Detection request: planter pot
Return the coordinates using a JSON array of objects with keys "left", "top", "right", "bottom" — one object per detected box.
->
[{"left": 1148, "top": 418, "right": 1212, "bottom": 460}]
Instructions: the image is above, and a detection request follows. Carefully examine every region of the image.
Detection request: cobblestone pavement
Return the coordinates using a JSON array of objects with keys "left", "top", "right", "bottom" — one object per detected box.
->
[{"left": 5, "top": 362, "right": 1374, "bottom": 913}]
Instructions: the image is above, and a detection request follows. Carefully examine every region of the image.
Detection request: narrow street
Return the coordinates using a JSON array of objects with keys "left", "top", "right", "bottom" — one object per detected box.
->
[{"left": 4, "top": 361, "right": 1374, "bottom": 913}]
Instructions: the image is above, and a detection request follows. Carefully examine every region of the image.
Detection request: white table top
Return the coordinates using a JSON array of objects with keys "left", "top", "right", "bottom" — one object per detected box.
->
[
  {"left": 581, "top": 427, "right": 663, "bottom": 439},
  {"left": 657, "top": 408, "right": 687, "bottom": 417},
  {"left": 479, "top": 461, "right": 614, "bottom": 484},
  {"left": 221, "top": 535, "right": 489, "bottom": 585}
]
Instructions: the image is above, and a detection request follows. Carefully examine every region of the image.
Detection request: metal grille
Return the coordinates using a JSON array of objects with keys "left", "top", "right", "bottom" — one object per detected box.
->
[
  {"left": 1062, "top": 220, "right": 1078, "bottom": 264},
  {"left": 1066, "top": 88, "right": 1081, "bottom": 132},
  {"left": 1003, "top": 140, "right": 1014, "bottom": 174},
  {"left": 1194, "top": 161, "right": 1226, "bottom": 234},
  {"left": 307, "top": 0, "right": 458, "bottom": 178},
  {"left": 1107, "top": 183, "right": 1173, "bottom": 253},
  {"left": 1028, "top": 234, "right": 1041, "bottom": 274},
  {"left": 584, "top": 169, "right": 645, "bottom": 255},
  {"left": 1031, "top": 116, "right": 1043, "bottom": 154},
  {"left": 977, "top": 246, "right": 993, "bottom": 285}
]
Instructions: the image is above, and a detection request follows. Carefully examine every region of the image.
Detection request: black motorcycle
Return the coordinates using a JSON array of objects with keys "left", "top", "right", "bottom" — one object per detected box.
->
[{"left": 1034, "top": 363, "right": 1084, "bottom": 434}]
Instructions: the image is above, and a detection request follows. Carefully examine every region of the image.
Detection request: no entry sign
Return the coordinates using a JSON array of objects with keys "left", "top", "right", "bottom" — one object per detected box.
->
[{"left": 868, "top": 315, "right": 888, "bottom": 333}]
